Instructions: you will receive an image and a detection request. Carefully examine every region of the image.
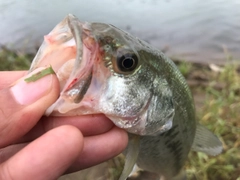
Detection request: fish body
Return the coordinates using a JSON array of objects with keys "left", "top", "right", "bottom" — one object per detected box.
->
[
  {"left": 120, "top": 44, "right": 196, "bottom": 179},
  {"left": 29, "top": 15, "right": 222, "bottom": 180}
]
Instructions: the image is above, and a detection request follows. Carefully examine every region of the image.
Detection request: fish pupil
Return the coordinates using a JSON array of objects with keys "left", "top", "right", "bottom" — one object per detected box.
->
[
  {"left": 117, "top": 53, "right": 138, "bottom": 72},
  {"left": 122, "top": 57, "right": 134, "bottom": 69}
]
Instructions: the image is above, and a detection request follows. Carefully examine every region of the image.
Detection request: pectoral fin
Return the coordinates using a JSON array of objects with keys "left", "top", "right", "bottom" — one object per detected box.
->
[
  {"left": 191, "top": 123, "right": 223, "bottom": 156},
  {"left": 119, "top": 134, "right": 140, "bottom": 180}
]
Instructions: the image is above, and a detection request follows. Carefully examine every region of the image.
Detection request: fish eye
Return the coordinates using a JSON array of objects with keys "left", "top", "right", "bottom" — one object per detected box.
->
[{"left": 117, "top": 52, "right": 138, "bottom": 72}]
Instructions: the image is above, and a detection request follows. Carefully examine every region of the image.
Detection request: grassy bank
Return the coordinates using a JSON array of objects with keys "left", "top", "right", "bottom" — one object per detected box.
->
[
  {"left": 178, "top": 61, "right": 240, "bottom": 180},
  {"left": 0, "top": 48, "right": 239, "bottom": 180},
  {"left": 0, "top": 48, "right": 33, "bottom": 70}
]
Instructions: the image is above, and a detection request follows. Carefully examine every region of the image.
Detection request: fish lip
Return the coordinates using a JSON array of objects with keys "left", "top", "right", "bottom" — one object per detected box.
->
[{"left": 61, "top": 15, "right": 98, "bottom": 104}]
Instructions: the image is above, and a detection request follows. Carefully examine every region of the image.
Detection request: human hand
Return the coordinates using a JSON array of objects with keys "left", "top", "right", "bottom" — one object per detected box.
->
[{"left": 0, "top": 69, "right": 128, "bottom": 180}]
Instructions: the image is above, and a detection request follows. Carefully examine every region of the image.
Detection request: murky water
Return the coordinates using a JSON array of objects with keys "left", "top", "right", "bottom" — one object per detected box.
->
[{"left": 0, "top": 0, "right": 240, "bottom": 64}]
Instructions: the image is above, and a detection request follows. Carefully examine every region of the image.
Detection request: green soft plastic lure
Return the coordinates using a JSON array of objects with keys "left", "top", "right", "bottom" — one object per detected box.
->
[{"left": 25, "top": 66, "right": 55, "bottom": 82}]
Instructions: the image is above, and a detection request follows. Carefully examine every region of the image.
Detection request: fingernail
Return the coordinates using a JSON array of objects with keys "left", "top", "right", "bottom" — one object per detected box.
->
[{"left": 11, "top": 67, "right": 54, "bottom": 105}]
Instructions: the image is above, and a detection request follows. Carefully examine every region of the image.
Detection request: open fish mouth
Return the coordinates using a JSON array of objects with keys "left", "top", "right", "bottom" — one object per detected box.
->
[{"left": 29, "top": 15, "right": 100, "bottom": 115}]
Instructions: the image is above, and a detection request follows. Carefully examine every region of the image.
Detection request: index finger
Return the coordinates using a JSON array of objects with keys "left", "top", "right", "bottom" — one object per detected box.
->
[
  {"left": 14, "top": 114, "right": 114, "bottom": 144},
  {"left": 44, "top": 114, "right": 114, "bottom": 136}
]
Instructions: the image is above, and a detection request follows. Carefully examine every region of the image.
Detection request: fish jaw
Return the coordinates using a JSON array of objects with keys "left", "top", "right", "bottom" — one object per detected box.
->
[
  {"left": 29, "top": 15, "right": 77, "bottom": 72},
  {"left": 46, "top": 26, "right": 103, "bottom": 115},
  {"left": 28, "top": 14, "right": 100, "bottom": 115}
]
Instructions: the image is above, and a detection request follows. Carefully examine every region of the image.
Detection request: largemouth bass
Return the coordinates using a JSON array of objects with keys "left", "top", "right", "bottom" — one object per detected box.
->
[{"left": 29, "top": 14, "right": 222, "bottom": 180}]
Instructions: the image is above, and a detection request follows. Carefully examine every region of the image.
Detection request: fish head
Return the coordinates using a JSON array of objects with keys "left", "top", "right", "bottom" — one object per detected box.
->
[{"left": 30, "top": 14, "right": 175, "bottom": 136}]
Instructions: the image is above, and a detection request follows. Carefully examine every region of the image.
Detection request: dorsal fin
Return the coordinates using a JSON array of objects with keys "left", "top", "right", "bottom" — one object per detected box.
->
[{"left": 191, "top": 123, "right": 223, "bottom": 156}]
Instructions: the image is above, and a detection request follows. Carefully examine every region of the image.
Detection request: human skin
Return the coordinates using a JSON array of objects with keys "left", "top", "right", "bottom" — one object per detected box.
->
[{"left": 0, "top": 70, "right": 128, "bottom": 180}]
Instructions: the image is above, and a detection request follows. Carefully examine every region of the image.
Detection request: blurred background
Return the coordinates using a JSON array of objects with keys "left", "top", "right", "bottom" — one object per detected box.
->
[{"left": 1, "top": 0, "right": 240, "bottom": 64}]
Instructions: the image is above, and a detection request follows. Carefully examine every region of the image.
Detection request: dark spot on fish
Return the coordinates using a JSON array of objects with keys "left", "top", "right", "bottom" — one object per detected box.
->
[
  {"left": 182, "top": 127, "right": 188, "bottom": 134},
  {"left": 166, "top": 139, "right": 183, "bottom": 173},
  {"left": 169, "top": 131, "right": 178, "bottom": 139},
  {"left": 163, "top": 125, "right": 178, "bottom": 137},
  {"left": 162, "top": 125, "right": 184, "bottom": 173}
]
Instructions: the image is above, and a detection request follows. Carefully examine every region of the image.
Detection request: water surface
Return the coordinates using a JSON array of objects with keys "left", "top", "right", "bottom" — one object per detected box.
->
[{"left": 0, "top": 0, "right": 240, "bottom": 64}]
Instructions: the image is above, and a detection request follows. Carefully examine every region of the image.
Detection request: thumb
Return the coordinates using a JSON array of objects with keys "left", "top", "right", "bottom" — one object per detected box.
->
[{"left": 0, "top": 67, "right": 59, "bottom": 147}]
